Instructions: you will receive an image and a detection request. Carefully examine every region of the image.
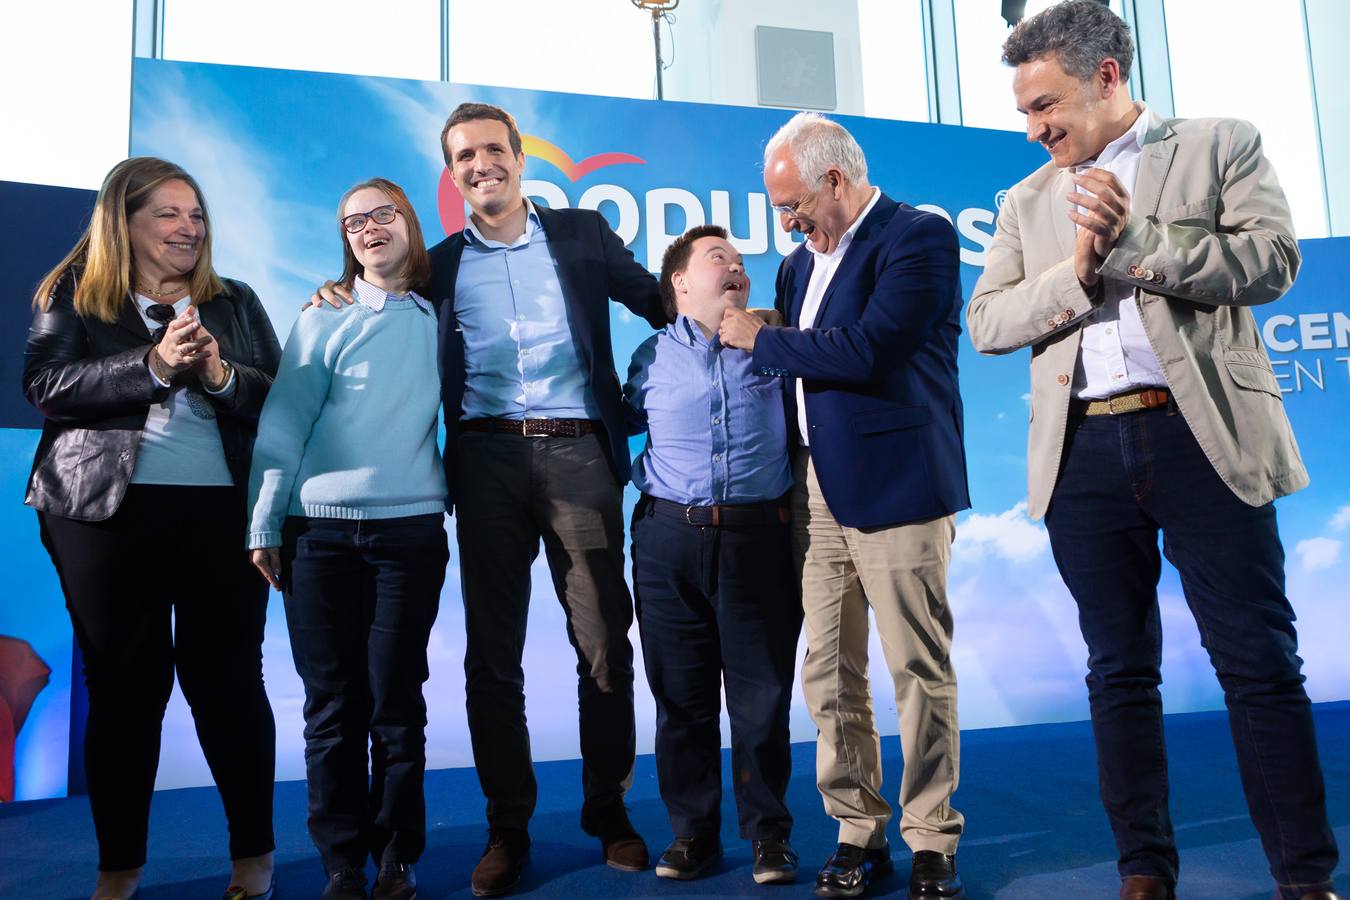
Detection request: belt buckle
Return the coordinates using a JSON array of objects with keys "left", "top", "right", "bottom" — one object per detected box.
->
[
  {"left": 523, "top": 418, "right": 551, "bottom": 438},
  {"left": 684, "top": 505, "right": 697, "bottom": 525}
]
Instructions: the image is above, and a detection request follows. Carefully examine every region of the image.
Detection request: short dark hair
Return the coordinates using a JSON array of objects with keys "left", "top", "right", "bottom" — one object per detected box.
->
[
  {"left": 1002, "top": 0, "right": 1134, "bottom": 82},
  {"left": 440, "top": 102, "right": 524, "bottom": 168},
  {"left": 658, "top": 224, "right": 729, "bottom": 323}
]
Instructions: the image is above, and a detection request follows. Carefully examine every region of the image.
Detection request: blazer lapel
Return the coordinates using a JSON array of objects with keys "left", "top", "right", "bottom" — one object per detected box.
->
[
  {"left": 197, "top": 294, "right": 234, "bottom": 351},
  {"left": 115, "top": 294, "right": 153, "bottom": 344},
  {"left": 536, "top": 206, "right": 595, "bottom": 364},
  {"left": 1052, "top": 168, "right": 1078, "bottom": 260},
  {"left": 1132, "top": 112, "right": 1179, "bottom": 218},
  {"left": 787, "top": 251, "right": 814, "bottom": 327},
  {"left": 812, "top": 193, "right": 894, "bottom": 326}
]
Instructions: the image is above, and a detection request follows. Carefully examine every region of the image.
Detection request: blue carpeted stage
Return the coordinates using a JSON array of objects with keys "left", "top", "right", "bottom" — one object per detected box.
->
[{"left": 3, "top": 703, "right": 1346, "bottom": 899}]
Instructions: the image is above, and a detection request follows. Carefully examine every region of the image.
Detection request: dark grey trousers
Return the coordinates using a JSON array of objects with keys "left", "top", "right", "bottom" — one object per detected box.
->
[{"left": 455, "top": 430, "right": 637, "bottom": 832}]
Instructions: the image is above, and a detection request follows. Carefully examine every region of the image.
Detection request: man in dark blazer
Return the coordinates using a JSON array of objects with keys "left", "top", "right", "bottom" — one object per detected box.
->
[
  {"left": 432, "top": 103, "right": 664, "bottom": 897},
  {"left": 721, "top": 112, "right": 969, "bottom": 900}
]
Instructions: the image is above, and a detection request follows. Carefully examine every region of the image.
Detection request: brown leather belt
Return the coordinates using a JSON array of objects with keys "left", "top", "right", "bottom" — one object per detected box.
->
[
  {"left": 1072, "top": 387, "right": 1171, "bottom": 416},
  {"left": 459, "top": 417, "right": 599, "bottom": 437},
  {"left": 647, "top": 495, "right": 791, "bottom": 527}
]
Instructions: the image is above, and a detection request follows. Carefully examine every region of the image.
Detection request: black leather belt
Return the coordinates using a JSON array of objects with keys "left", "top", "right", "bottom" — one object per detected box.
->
[
  {"left": 647, "top": 495, "right": 790, "bottom": 527},
  {"left": 460, "top": 417, "right": 599, "bottom": 437}
]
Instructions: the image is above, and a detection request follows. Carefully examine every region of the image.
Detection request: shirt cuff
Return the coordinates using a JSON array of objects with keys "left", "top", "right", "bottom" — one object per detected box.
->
[
  {"left": 204, "top": 367, "right": 238, "bottom": 397},
  {"left": 147, "top": 358, "right": 172, "bottom": 388}
]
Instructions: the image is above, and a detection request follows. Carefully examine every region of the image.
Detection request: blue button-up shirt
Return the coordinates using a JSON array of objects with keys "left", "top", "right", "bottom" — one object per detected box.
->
[
  {"left": 457, "top": 199, "right": 598, "bottom": 420},
  {"left": 624, "top": 316, "right": 792, "bottom": 506}
]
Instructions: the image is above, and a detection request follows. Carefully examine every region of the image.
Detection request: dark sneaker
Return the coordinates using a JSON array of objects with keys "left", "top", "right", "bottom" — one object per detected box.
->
[
  {"left": 752, "top": 839, "right": 799, "bottom": 884},
  {"left": 580, "top": 802, "right": 649, "bottom": 871},
  {"left": 372, "top": 861, "right": 417, "bottom": 900},
  {"left": 909, "top": 850, "right": 964, "bottom": 898},
  {"left": 471, "top": 828, "right": 530, "bottom": 897},
  {"left": 322, "top": 868, "right": 368, "bottom": 900},
  {"left": 654, "top": 836, "right": 723, "bottom": 880},
  {"left": 814, "top": 843, "right": 893, "bottom": 898}
]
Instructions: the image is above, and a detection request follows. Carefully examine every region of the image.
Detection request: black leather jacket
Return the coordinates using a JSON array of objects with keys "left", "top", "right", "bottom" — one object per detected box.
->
[{"left": 23, "top": 269, "right": 282, "bottom": 521}]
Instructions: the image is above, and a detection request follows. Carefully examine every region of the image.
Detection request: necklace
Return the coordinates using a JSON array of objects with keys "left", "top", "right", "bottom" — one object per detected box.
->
[{"left": 137, "top": 281, "right": 186, "bottom": 298}]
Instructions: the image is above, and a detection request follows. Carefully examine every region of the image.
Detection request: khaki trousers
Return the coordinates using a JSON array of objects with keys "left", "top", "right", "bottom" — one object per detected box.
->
[{"left": 794, "top": 450, "right": 963, "bottom": 853}]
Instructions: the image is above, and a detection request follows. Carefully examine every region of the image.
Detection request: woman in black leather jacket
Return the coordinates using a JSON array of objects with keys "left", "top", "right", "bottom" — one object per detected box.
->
[{"left": 23, "top": 157, "right": 281, "bottom": 900}]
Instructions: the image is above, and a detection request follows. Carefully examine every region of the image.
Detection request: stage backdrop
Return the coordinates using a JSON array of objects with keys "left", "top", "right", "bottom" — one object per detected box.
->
[{"left": 4, "top": 58, "right": 1347, "bottom": 800}]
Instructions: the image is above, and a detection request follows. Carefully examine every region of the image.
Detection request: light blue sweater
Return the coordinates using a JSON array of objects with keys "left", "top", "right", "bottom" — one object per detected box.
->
[{"left": 246, "top": 279, "right": 447, "bottom": 549}]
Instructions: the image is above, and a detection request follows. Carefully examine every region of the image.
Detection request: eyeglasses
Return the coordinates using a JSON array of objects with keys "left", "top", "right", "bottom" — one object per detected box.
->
[
  {"left": 770, "top": 174, "right": 826, "bottom": 219},
  {"left": 340, "top": 204, "right": 400, "bottom": 233}
]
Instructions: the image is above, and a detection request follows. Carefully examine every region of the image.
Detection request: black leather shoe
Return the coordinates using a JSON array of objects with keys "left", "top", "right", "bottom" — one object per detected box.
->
[
  {"left": 323, "top": 868, "right": 368, "bottom": 900},
  {"left": 471, "top": 829, "right": 530, "bottom": 897},
  {"left": 654, "top": 836, "right": 723, "bottom": 880},
  {"left": 372, "top": 862, "right": 417, "bottom": 900},
  {"left": 909, "top": 850, "right": 964, "bottom": 898},
  {"left": 814, "top": 843, "right": 892, "bottom": 898},
  {"left": 752, "top": 839, "right": 799, "bottom": 884},
  {"left": 580, "top": 802, "right": 649, "bottom": 871}
]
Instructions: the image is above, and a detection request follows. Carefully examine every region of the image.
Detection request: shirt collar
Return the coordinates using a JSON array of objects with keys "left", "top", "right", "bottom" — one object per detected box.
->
[
  {"left": 134, "top": 293, "right": 192, "bottom": 317},
  {"left": 1083, "top": 102, "right": 1149, "bottom": 170},
  {"left": 669, "top": 314, "right": 717, "bottom": 349},
  {"left": 463, "top": 196, "right": 541, "bottom": 249},
  {"left": 806, "top": 186, "right": 881, "bottom": 260},
  {"left": 351, "top": 275, "right": 431, "bottom": 313}
]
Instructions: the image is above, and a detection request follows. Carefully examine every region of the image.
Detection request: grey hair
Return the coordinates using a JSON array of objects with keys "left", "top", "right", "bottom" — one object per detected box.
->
[
  {"left": 763, "top": 112, "right": 869, "bottom": 186},
  {"left": 1002, "top": 0, "right": 1134, "bottom": 82}
]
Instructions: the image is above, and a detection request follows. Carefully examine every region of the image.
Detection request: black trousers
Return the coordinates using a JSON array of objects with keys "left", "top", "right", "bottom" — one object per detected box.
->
[
  {"left": 630, "top": 496, "right": 802, "bottom": 840},
  {"left": 281, "top": 514, "right": 448, "bottom": 874},
  {"left": 455, "top": 431, "right": 637, "bottom": 832},
  {"left": 38, "top": 484, "right": 276, "bottom": 871}
]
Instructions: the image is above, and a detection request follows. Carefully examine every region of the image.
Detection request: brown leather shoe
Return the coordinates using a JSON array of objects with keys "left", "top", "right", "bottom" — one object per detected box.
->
[
  {"left": 580, "top": 803, "right": 649, "bottom": 871},
  {"left": 471, "top": 829, "right": 530, "bottom": 897},
  {"left": 1120, "top": 875, "right": 1175, "bottom": 900}
]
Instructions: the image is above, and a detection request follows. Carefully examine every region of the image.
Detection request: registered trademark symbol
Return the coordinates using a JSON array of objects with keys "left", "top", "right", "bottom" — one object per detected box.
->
[{"left": 994, "top": 189, "right": 1008, "bottom": 209}]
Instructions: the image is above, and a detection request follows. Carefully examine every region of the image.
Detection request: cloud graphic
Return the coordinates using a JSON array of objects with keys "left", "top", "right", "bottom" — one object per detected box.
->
[
  {"left": 1330, "top": 505, "right": 1350, "bottom": 532},
  {"left": 954, "top": 500, "right": 1050, "bottom": 563},
  {"left": 1295, "top": 537, "right": 1342, "bottom": 572}
]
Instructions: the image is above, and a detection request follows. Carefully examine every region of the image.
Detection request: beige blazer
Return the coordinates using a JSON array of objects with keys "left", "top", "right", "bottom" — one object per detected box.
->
[{"left": 967, "top": 110, "right": 1307, "bottom": 520}]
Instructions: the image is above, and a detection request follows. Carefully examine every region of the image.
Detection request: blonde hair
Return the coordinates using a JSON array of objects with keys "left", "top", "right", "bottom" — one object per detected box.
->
[{"left": 33, "top": 157, "right": 224, "bottom": 322}]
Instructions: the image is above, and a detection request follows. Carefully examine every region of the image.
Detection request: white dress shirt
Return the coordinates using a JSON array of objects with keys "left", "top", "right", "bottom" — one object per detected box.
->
[
  {"left": 1073, "top": 103, "right": 1168, "bottom": 399},
  {"left": 795, "top": 187, "right": 881, "bottom": 445}
]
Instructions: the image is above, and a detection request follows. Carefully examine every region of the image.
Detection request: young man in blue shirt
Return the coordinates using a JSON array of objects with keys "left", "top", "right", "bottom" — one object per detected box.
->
[{"left": 624, "top": 225, "right": 803, "bottom": 886}]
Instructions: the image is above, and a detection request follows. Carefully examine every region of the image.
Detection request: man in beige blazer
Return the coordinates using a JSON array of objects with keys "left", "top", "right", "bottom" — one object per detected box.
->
[{"left": 967, "top": 4, "right": 1339, "bottom": 900}]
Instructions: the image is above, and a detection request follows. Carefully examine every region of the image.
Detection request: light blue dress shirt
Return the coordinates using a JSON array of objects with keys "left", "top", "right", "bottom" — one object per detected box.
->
[
  {"left": 624, "top": 316, "right": 792, "bottom": 506},
  {"left": 456, "top": 199, "right": 598, "bottom": 421}
]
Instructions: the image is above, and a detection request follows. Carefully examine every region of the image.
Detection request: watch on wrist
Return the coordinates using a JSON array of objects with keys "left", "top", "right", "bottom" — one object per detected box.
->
[{"left": 207, "top": 358, "right": 234, "bottom": 392}]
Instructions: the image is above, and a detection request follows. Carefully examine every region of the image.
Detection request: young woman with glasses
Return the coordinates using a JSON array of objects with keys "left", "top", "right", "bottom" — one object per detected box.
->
[{"left": 246, "top": 178, "right": 446, "bottom": 900}]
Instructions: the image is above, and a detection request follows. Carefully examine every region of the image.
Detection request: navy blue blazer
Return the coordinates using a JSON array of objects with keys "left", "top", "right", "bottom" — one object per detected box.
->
[
  {"left": 427, "top": 205, "right": 664, "bottom": 509},
  {"left": 752, "top": 193, "right": 970, "bottom": 529}
]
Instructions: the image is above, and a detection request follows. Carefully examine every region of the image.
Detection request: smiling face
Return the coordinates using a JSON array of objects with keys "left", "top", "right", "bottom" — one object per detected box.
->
[
  {"left": 763, "top": 146, "right": 851, "bottom": 255},
  {"left": 342, "top": 187, "right": 410, "bottom": 289},
  {"left": 445, "top": 118, "right": 526, "bottom": 220},
  {"left": 1014, "top": 53, "right": 1121, "bottom": 168},
  {"left": 127, "top": 179, "right": 205, "bottom": 286},
  {"left": 671, "top": 236, "right": 750, "bottom": 325}
]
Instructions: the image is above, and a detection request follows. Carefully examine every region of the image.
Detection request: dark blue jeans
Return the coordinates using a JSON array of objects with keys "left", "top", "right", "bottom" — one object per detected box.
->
[
  {"left": 281, "top": 514, "right": 448, "bottom": 874},
  {"left": 630, "top": 496, "right": 803, "bottom": 841},
  {"left": 1044, "top": 404, "right": 1337, "bottom": 898}
]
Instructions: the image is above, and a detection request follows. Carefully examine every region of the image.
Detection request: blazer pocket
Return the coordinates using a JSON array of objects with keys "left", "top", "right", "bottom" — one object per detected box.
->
[
  {"left": 852, "top": 405, "right": 932, "bottom": 434},
  {"left": 1153, "top": 194, "right": 1219, "bottom": 225},
  {"left": 1224, "top": 347, "right": 1282, "bottom": 398}
]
